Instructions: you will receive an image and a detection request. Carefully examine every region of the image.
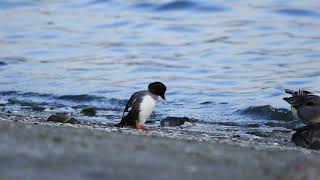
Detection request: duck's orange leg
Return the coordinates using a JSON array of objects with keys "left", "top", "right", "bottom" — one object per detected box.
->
[
  {"left": 132, "top": 121, "right": 145, "bottom": 130},
  {"left": 136, "top": 123, "right": 145, "bottom": 130}
]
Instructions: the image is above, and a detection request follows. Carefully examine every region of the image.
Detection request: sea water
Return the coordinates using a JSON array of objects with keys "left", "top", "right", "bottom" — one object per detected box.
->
[{"left": 0, "top": 0, "right": 320, "bottom": 137}]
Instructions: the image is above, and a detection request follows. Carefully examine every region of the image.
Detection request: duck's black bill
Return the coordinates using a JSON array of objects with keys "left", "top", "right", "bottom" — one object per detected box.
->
[
  {"left": 161, "top": 95, "right": 166, "bottom": 100},
  {"left": 285, "top": 89, "right": 294, "bottom": 95}
]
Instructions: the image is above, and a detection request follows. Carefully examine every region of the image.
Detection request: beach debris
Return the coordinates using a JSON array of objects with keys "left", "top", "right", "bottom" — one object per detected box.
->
[
  {"left": 47, "top": 113, "right": 80, "bottom": 124},
  {"left": 80, "top": 107, "right": 97, "bottom": 116},
  {"left": 160, "top": 116, "right": 194, "bottom": 127},
  {"left": 292, "top": 124, "right": 320, "bottom": 150}
]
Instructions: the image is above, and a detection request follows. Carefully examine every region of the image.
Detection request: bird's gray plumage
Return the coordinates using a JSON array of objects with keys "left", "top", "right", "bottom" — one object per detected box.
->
[{"left": 292, "top": 124, "right": 320, "bottom": 150}]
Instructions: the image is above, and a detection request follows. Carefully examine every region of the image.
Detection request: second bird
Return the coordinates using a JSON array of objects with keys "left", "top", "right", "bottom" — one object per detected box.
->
[{"left": 283, "top": 89, "right": 320, "bottom": 125}]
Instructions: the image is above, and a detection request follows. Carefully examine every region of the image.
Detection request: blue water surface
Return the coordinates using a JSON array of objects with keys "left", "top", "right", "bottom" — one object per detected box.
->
[{"left": 0, "top": 0, "right": 320, "bottom": 134}]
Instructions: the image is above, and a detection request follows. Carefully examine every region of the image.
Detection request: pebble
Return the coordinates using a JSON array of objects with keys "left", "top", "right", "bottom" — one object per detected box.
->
[
  {"left": 47, "top": 113, "right": 80, "bottom": 124},
  {"left": 160, "top": 117, "right": 194, "bottom": 127}
]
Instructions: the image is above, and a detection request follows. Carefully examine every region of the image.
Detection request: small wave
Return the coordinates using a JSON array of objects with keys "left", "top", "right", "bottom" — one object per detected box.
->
[
  {"left": 0, "top": 57, "right": 27, "bottom": 65},
  {"left": 57, "top": 94, "right": 104, "bottom": 102},
  {"left": 134, "top": 2, "right": 155, "bottom": 9},
  {"left": 0, "top": 91, "right": 126, "bottom": 106},
  {"left": 5, "top": 98, "right": 47, "bottom": 112},
  {"left": 199, "top": 101, "right": 214, "bottom": 105},
  {"left": 0, "top": 1, "right": 35, "bottom": 9},
  {"left": 0, "top": 91, "right": 18, "bottom": 96},
  {"left": 7, "top": 98, "right": 48, "bottom": 106},
  {"left": 239, "top": 105, "right": 293, "bottom": 121},
  {"left": 208, "top": 121, "right": 261, "bottom": 128},
  {"left": 21, "top": 92, "right": 52, "bottom": 98},
  {"left": 64, "top": 0, "right": 110, "bottom": 8},
  {"left": 135, "top": 0, "right": 228, "bottom": 13},
  {"left": 0, "top": 90, "right": 129, "bottom": 115},
  {"left": 88, "top": 0, "right": 110, "bottom": 4},
  {"left": 0, "top": 91, "right": 53, "bottom": 98},
  {"left": 264, "top": 121, "right": 300, "bottom": 130},
  {"left": 274, "top": 8, "right": 319, "bottom": 17},
  {"left": 156, "top": 1, "right": 196, "bottom": 11}
]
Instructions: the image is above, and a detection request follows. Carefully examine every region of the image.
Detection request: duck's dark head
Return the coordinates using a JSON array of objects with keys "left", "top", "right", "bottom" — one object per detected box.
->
[{"left": 148, "top": 81, "right": 166, "bottom": 100}]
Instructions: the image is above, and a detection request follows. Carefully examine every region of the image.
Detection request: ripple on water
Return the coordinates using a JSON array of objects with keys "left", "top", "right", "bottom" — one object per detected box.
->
[
  {"left": 134, "top": 0, "right": 228, "bottom": 13},
  {"left": 93, "top": 21, "right": 131, "bottom": 29},
  {"left": 0, "top": 57, "right": 27, "bottom": 65},
  {"left": 156, "top": 1, "right": 197, "bottom": 11},
  {"left": 274, "top": 8, "right": 319, "bottom": 17},
  {"left": 64, "top": 0, "right": 110, "bottom": 8},
  {"left": 0, "top": 1, "right": 35, "bottom": 9},
  {"left": 239, "top": 105, "right": 293, "bottom": 121},
  {"left": 57, "top": 94, "right": 104, "bottom": 102}
]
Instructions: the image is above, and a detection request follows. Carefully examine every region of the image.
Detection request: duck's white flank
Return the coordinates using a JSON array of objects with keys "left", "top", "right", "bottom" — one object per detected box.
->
[{"left": 139, "top": 95, "right": 157, "bottom": 124}]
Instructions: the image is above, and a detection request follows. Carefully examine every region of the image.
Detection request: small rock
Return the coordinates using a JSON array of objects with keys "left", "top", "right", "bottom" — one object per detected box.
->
[
  {"left": 80, "top": 107, "right": 96, "bottom": 116},
  {"left": 233, "top": 135, "right": 241, "bottom": 138},
  {"left": 292, "top": 124, "right": 320, "bottom": 150},
  {"left": 47, "top": 113, "right": 80, "bottom": 124},
  {"left": 160, "top": 117, "right": 194, "bottom": 127}
]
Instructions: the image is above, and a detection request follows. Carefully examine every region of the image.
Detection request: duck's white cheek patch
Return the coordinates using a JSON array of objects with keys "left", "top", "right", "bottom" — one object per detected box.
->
[
  {"left": 139, "top": 95, "right": 156, "bottom": 124},
  {"left": 291, "top": 107, "right": 300, "bottom": 120}
]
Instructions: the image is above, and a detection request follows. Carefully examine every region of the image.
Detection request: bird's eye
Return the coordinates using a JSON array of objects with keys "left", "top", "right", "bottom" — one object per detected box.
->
[
  {"left": 306, "top": 101, "right": 315, "bottom": 106},
  {"left": 304, "top": 139, "right": 311, "bottom": 146}
]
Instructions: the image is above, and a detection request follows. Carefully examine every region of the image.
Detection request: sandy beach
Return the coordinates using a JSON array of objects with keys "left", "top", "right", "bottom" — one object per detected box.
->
[{"left": 0, "top": 112, "right": 319, "bottom": 180}]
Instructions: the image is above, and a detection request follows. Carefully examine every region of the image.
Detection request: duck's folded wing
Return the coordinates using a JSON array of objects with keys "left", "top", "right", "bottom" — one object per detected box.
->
[
  {"left": 115, "top": 92, "right": 144, "bottom": 127},
  {"left": 115, "top": 94, "right": 137, "bottom": 127},
  {"left": 121, "top": 93, "right": 139, "bottom": 120}
]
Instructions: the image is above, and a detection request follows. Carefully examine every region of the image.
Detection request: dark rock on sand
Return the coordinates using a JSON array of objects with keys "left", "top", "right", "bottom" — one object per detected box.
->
[
  {"left": 80, "top": 107, "right": 97, "bottom": 116},
  {"left": 47, "top": 113, "right": 80, "bottom": 124},
  {"left": 160, "top": 117, "right": 194, "bottom": 127},
  {"left": 292, "top": 124, "right": 320, "bottom": 150}
]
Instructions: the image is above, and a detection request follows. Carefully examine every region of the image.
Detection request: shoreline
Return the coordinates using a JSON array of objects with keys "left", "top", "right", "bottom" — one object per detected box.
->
[{"left": 0, "top": 112, "right": 320, "bottom": 180}]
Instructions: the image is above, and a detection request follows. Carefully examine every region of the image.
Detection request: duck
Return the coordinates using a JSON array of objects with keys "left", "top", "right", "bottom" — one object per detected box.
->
[{"left": 115, "top": 82, "right": 166, "bottom": 129}]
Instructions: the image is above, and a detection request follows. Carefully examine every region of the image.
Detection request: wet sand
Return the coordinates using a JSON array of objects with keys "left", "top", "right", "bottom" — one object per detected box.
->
[{"left": 0, "top": 112, "right": 320, "bottom": 180}]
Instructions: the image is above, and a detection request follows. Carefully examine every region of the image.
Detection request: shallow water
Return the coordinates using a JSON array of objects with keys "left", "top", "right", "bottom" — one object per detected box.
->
[{"left": 1, "top": 0, "right": 320, "bottom": 136}]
